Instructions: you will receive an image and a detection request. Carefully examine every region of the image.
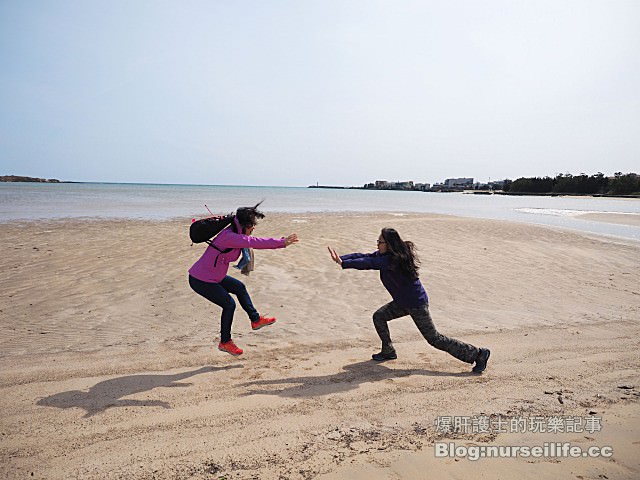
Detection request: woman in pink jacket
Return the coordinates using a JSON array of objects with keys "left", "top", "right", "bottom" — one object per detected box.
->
[{"left": 189, "top": 203, "right": 298, "bottom": 355}]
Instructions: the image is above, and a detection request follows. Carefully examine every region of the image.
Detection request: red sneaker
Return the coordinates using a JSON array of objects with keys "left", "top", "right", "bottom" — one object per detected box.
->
[
  {"left": 218, "top": 340, "right": 243, "bottom": 356},
  {"left": 251, "top": 315, "right": 276, "bottom": 330}
]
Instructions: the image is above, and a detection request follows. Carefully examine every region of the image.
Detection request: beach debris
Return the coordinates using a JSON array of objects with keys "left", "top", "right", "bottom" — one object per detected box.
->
[
  {"left": 557, "top": 395, "right": 564, "bottom": 404},
  {"left": 412, "top": 422, "right": 428, "bottom": 435},
  {"left": 617, "top": 385, "right": 634, "bottom": 390},
  {"left": 350, "top": 440, "right": 370, "bottom": 453}
]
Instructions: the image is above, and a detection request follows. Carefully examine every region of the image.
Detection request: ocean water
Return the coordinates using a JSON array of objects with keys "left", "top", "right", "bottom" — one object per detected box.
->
[{"left": 1, "top": 182, "right": 639, "bottom": 241}]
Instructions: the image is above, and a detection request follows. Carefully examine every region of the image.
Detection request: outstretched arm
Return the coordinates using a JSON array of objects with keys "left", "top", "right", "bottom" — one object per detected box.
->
[
  {"left": 217, "top": 232, "right": 298, "bottom": 250},
  {"left": 339, "top": 251, "right": 389, "bottom": 270}
]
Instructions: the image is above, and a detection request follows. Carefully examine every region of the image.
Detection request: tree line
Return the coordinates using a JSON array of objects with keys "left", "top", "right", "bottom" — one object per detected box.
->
[
  {"left": 0, "top": 175, "right": 61, "bottom": 183},
  {"left": 502, "top": 172, "right": 639, "bottom": 195}
]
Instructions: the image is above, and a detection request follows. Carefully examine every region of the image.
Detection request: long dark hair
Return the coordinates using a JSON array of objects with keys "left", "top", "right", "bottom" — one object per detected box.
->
[
  {"left": 380, "top": 227, "right": 420, "bottom": 279},
  {"left": 236, "top": 201, "right": 265, "bottom": 232}
]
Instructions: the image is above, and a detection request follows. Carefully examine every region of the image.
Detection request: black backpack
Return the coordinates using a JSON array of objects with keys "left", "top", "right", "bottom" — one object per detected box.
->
[{"left": 189, "top": 213, "right": 236, "bottom": 249}]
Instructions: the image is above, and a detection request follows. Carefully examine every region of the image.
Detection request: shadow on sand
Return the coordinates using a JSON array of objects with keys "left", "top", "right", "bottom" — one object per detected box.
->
[
  {"left": 239, "top": 360, "right": 475, "bottom": 398},
  {"left": 37, "top": 364, "right": 242, "bottom": 417}
]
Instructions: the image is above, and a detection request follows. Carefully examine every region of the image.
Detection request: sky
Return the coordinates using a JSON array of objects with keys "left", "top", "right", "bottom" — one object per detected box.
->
[{"left": 1, "top": 0, "right": 638, "bottom": 187}]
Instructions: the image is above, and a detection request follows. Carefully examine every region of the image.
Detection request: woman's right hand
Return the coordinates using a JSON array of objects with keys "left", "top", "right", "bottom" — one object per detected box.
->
[
  {"left": 284, "top": 234, "right": 299, "bottom": 247},
  {"left": 328, "top": 246, "right": 342, "bottom": 265}
]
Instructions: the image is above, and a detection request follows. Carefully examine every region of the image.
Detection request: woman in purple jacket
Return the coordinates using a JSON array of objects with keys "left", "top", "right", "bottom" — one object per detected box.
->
[
  {"left": 328, "top": 227, "right": 490, "bottom": 373},
  {"left": 189, "top": 203, "right": 298, "bottom": 356}
]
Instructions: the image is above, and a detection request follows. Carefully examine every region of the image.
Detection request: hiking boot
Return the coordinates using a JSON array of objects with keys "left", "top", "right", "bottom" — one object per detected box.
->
[
  {"left": 472, "top": 348, "right": 490, "bottom": 373},
  {"left": 251, "top": 315, "right": 276, "bottom": 330},
  {"left": 372, "top": 350, "right": 397, "bottom": 362},
  {"left": 218, "top": 340, "right": 243, "bottom": 356}
]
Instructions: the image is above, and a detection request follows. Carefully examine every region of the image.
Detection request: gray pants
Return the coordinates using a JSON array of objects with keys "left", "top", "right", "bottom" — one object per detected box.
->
[{"left": 373, "top": 301, "right": 479, "bottom": 364}]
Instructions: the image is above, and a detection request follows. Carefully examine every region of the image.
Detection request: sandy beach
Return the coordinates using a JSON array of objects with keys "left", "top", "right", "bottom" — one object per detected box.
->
[{"left": 1, "top": 212, "right": 639, "bottom": 479}]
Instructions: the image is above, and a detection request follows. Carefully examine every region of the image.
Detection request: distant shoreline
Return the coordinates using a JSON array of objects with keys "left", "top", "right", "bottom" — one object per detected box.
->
[
  {"left": 307, "top": 184, "right": 640, "bottom": 199},
  {"left": 2, "top": 178, "right": 638, "bottom": 198}
]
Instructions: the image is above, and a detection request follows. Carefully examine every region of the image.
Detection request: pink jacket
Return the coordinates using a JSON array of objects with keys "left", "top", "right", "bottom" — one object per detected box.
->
[{"left": 188, "top": 217, "right": 286, "bottom": 283}]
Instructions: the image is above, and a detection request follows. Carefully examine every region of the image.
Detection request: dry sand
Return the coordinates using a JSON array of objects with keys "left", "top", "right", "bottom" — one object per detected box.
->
[{"left": 1, "top": 213, "right": 639, "bottom": 479}]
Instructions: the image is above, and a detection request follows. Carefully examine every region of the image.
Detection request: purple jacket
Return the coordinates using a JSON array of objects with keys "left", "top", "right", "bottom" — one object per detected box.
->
[
  {"left": 189, "top": 217, "right": 286, "bottom": 283},
  {"left": 340, "top": 251, "right": 428, "bottom": 308}
]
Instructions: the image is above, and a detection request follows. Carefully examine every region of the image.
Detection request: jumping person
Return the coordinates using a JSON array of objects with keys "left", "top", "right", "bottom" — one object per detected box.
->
[
  {"left": 328, "top": 227, "right": 490, "bottom": 373},
  {"left": 189, "top": 202, "right": 298, "bottom": 355}
]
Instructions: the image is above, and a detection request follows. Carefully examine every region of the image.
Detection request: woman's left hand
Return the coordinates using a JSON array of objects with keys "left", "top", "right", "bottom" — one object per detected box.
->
[
  {"left": 284, "top": 234, "right": 299, "bottom": 247},
  {"left": 327, "top": 246, "right": 342, "bottom": 266}
]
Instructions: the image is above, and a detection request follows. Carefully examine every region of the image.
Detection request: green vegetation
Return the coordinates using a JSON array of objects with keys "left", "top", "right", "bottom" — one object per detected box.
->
[
  {"left": 503, "top": 172, "right": 639, "bottom": 195},
  {"left": 1, "top": 175, "right": 60, "bottom": 183}
]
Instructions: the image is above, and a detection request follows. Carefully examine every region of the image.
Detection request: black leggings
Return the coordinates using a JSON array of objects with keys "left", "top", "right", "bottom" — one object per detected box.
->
[
  {"left": 189, "top": 275, "right": 260, "bottom": 343},
  {"left": 373, "top": 301, "right": 479, "bottom": 363}
]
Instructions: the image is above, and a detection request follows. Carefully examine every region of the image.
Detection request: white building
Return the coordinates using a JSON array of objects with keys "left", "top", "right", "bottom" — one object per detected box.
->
[
  {"left": 393, "top": 181, "right": 414, "bottom": 190},
  {"left": 445, "top": 177, "right": 474, "bottom": 188}
]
